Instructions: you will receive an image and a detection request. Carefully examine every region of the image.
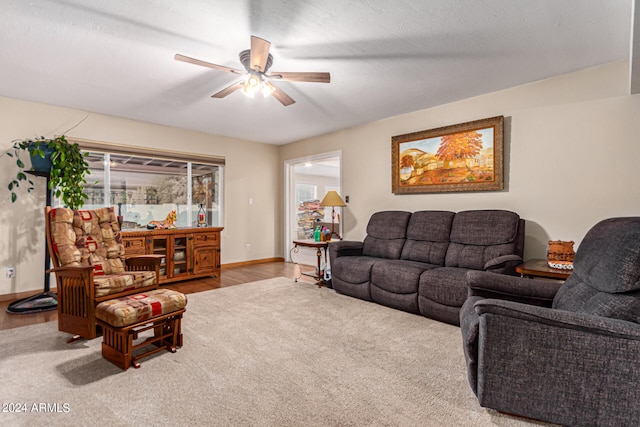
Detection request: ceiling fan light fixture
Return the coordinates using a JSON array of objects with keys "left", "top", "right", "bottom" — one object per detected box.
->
[
  {"left": 261, "top": 81, "right": 276, "bottom": 97},
  {"left": 176, "top": 35, "right": 330, "bottom": 106},
  {"left": 242, "top": 74, "right": 261, "bottom": 98}
]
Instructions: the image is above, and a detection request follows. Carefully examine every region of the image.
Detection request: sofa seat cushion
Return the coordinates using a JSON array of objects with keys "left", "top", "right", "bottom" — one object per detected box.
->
[
  {"left": 332, "top": 256, "right": 381, "bottom": 284},
  {"left": 96, "top": 289, "right": 187, "bottom": 327},
  {"left": 94, "top": 271, "right": 157, "bottom": 298},
  {"left": 418, "top": 267, "right": 471, "bottom": 308},
  {"left": 371, "top": 259, "right": 437, "bottom": 294},
  {"left": 370, "top": 259, "right": 436, "bottom": 314}
]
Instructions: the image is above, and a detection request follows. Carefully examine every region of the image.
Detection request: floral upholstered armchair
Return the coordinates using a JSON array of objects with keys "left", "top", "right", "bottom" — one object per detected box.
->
[{"left": 46, "top": 206, "right": 161, "bottom": 340}]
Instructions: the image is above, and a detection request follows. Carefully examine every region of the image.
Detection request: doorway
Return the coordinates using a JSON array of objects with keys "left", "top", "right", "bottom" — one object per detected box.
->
[{"left": 284, "top": 151, "right": 342, "bottom": 267}]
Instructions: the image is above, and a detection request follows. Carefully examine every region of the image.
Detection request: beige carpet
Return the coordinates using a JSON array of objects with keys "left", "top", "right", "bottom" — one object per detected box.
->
[{"left": 0, "top": 277, "right": 553, "bottom": 426}]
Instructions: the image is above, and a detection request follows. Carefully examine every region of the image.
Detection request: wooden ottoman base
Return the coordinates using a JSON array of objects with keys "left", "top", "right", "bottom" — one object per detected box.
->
[{"left": 98, "top": 308, "right": 185, "bottom": 370}]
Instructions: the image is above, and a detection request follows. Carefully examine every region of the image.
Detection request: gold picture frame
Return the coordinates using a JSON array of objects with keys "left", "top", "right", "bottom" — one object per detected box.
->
[{"left": 391, "top": 116, "right": 504, "bottom": 194}]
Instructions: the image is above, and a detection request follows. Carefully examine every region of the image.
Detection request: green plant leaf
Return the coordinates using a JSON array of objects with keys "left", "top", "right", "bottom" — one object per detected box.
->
[{"left": 6, "top": 134, "right": 90, "bottom": 209}]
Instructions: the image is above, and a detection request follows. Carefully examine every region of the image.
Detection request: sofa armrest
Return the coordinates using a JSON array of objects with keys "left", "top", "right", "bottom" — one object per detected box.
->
[
  {"left": 472, "top": 298, "right": 640, "bottom": 425},
  {"left": 47, "top": 265, "right": 94, "bottom": 274},
  {"left": 475, "top": 298, "right": 640, "bottom": 339},
  {"left": 483, "top": 254, "right": 522, "bottom": 274},
  {"left": 328, "top": 240, "right": 364, "bottom": 256},
  {"left": 328, "top": 240, "right": 363, "bottom": 268},
  {"left": 466, "top": 270, "right": 561, "bottom": 307},
  {"left": 47, "top": 265, "right": 97, "bottom": 302}
]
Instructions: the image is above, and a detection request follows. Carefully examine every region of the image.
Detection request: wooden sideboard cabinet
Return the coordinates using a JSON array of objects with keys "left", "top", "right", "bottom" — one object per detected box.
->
[{"left": 121, "top": 227, "right": 223, "bottom": 285}]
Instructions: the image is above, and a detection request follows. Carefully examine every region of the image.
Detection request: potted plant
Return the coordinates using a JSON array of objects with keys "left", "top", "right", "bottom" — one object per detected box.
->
[{"left": 6, "top": 135, "right": 91, "bottom": 209}]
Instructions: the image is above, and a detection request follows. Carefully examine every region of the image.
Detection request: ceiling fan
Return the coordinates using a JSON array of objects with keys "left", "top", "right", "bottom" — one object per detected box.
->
[{"left": 175, "top": 35, "right": 330, "bottom": 106}]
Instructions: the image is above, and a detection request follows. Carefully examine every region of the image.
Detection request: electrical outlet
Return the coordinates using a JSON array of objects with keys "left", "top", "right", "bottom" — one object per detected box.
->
[
  {"left": 5, "top": 267, "right": 15, "bottom": 279},
  {"left": 246, "top": 244, "right": 251, "bottom": 252}
]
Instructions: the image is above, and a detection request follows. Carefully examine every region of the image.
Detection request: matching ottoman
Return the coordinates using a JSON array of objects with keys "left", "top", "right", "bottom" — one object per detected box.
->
[{"left": 95, "top": 289, "right": 187, "bottom": 370}]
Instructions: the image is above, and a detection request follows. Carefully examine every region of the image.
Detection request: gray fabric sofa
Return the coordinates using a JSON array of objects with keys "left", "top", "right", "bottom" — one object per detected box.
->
[
  {"left": 328, "top": 209, "right": 525, "bottom": 325},
  {"left": 460, "top": 217, "right": 640, "bottom": 426}
]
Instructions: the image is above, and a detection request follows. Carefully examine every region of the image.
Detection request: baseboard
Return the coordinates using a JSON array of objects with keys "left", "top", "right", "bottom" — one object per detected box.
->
[
  {"left": 0, "top": 288, "right": 58, "bottom": 303},
  {"left": 221, "top": 257, "right": 285, "bottom": 269}
]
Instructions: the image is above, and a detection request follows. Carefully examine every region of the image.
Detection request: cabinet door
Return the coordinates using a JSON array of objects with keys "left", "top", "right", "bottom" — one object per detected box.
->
[
  {"left": 150, "top": 237, "right": 168, "bottom": 280},
  {"left": 171, "top": 235, "right": 189, "bottom": 278},
  {"left": 193, "top": 246, "right": 218, "bottom": 275}
]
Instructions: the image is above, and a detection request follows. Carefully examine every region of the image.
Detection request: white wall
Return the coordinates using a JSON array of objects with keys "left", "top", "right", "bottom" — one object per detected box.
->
[
  {"left": 279, "top": 61, "right": 640, "bottom": 260},
  {"left": 0, "top": 96, "right": 280, "bottom": 295}
]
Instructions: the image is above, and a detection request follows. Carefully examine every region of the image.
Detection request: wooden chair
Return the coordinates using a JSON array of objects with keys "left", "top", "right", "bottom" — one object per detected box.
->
[{"left": 45, "top": 206, "right": 161, "bottom": 340}]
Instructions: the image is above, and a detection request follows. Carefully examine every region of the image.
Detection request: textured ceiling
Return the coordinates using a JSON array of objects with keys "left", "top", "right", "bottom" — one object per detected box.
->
[{"left": 0, "top": 0, "right": 633, "bottom": 145}]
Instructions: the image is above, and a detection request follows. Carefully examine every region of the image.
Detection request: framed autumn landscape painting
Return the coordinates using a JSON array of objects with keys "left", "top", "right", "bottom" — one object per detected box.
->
[{"left": 391, "top": 116, "right": 504, "bottom": 194}]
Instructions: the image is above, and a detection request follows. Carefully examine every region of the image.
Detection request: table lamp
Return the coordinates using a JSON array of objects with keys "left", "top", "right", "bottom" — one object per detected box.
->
[{"left": 319, "top": 190, "right": 347, "bottom": 240}]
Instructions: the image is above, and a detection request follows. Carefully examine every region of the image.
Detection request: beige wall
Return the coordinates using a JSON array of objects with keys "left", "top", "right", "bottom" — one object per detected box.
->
[
  {"left": 279, "top": 61, "right": 640, "bottom": 260},
  {"left": 0, "top": 96, "right": 280, "bottom": 295},
  {"left": 2, "top": 60, "right": 638, "bottom": 296}
]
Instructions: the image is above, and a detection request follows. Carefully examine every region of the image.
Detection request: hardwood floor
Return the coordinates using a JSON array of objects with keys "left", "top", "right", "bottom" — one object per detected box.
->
[{"left": 0, "top": 261, "right": 314, "bottom": 331}]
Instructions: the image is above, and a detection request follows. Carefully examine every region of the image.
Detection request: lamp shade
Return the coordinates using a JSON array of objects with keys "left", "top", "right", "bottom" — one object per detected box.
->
[{"left": 319, "top": 191, "right": 347, "bottom": 207}]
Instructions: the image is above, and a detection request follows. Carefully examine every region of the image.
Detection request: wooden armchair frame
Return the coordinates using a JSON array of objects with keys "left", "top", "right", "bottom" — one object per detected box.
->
[{"left": 45, "top": 207, "right": 161, "bottom": 340}]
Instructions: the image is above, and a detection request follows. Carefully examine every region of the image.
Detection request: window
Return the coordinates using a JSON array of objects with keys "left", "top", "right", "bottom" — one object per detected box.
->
[
  {"left": 295, "top": 183, "right": 317, "bottom": 205},
  {"left": 78, "top": 151, "right": 223, "bottom": 229}
]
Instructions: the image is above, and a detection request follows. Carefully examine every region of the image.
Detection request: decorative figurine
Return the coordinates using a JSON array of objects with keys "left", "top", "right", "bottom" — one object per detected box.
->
[{"left": 147, "top": 210, "right": 177, "bottom": 229}]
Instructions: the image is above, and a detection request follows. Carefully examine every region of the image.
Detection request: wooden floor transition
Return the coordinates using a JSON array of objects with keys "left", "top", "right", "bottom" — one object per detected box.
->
[{"left": 0, "top": 261, "right": 314, "bottom": 331}]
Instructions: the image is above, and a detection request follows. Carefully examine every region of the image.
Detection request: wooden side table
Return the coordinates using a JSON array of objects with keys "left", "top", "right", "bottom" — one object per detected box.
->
[
  {"left": 515, "top": 259, "right": 572, "bottom": 280},
  {"left": 292, "top": 240, "right": 329, "bottom": 287}
]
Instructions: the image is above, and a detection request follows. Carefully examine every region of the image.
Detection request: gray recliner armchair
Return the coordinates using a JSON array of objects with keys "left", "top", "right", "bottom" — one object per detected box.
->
[{"left": 460, "top": 217, "right": 640, "bottom": 427}]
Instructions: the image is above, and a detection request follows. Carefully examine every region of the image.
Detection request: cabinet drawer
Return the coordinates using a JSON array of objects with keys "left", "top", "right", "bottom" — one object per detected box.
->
[
  {"left": 123, "top": 237, "right": 146, "bottom": 255},
  {"left": 193, "top": 233, "right": 219, "bottom": 246}
]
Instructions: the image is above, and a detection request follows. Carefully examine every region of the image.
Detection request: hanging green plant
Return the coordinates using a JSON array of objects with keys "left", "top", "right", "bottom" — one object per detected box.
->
[{"left": 5, "top": 135, "right": 91, "bottom": 209}]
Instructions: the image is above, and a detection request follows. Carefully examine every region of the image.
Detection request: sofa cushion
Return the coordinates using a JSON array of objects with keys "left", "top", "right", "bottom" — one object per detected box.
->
[
  {"left": 449, "top": 210, "right": 520, "bottom": 245},
  {"left": 94, "top": 271, "right": 158, "bottom": 298},
  {"left": 553, "top": 217, "right": 640, "bottom": 323},
  {"left": 418, "top": 267, "right": 471, "bottom": 308},
  {"left": 445, "top": 210, "right": 521, "bottom": 270},
  {"left": 362, "top": 211, "right": 411, "bottom": 259},
  {"left": 401, "top": 210, "right": 455, "bottom": 265},
  {"left": 332, "top": 256, "right": 380, "bottom": 285},
  {"left": 49, "top": 207, "right": 125, "bottom": 275},
  {"left": 371, "top": 259, "right": 437, "bottom": 294},
  {"left": 95, "top": 289, "right": 187, "bottom": 327},
  {"left": 370, "top": 259, "right": 436, "bottom": 314}
]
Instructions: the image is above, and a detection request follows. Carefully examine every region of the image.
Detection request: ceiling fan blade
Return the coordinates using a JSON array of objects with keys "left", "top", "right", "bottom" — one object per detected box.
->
[
  {"left": 212, "top": 81, "right": 244, "bottom": 98},
  {"left": 250, "top": 36, "right": 271, "bottom": 72},
  {"left": 175, "top": 54, "right": 244, "bottom": 74},
  {"left": 269, "top": 71, "right": 330, "bottom": 83},
  {"left": 270, "top": 83, "right": 296, "bottom": 106}
]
